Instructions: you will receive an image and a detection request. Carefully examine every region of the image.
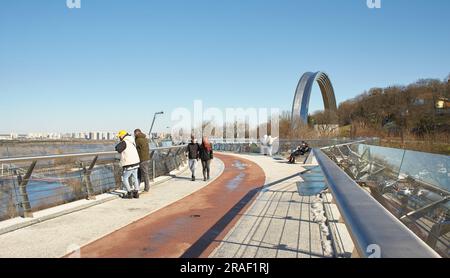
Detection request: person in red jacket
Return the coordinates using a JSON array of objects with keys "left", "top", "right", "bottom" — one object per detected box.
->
[{"left": 199, "top": 136, "right": 214, "bottom": 181}]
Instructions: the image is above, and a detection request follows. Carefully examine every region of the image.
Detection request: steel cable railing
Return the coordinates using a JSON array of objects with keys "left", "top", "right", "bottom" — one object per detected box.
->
[{"left": 0, "top": 145, "right": 187, "bottom": 221}]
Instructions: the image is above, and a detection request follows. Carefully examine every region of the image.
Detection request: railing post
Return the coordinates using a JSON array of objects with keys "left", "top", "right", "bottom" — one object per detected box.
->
[
  {"left": 17, "top": 161, "right": 37, "bottom": 218},
  {"left": 426, "top": 220, "right": 450, "bottom": 249},
  {"left": 82, "top": 155, "right": 98, "bottom": 200},
  {"left": 163, "top": 149, "right": 172, "bottom": 174},
  {"left": 174, "top": 148, "right": 182, "bottom": 169},
  {"left": 112, "top": 161, "right": 122, "bottom": 190},
  {"left": 152, "top": 160, "right": 156, "bottom": 181}
]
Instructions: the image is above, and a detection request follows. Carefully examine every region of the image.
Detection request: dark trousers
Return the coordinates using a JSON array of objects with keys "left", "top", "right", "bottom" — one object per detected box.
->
[
  {"left": 289, "top": 151, "right": 301, "bottom": 163},
  {"left": 139, "top": 160, "right": 150, "bottom": 191},
  {"left": 289, "top": 155, "right": 296, "bottom": 163},
  {"left": 201, "top": 159, "right": 211, "bottom": 179}
]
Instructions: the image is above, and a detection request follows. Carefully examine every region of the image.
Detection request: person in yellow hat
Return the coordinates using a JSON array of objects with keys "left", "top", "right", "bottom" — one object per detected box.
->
[{"left": 115, "top": 130, "right": 141, "bottom": 199}]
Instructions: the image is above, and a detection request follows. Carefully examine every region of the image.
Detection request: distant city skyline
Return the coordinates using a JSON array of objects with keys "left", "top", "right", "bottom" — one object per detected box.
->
[
  {"left": 0, "top": 130, "right": 171, "bottom": 141},
  {"left": 1, "top": 0, "right": 450, "bottom": 133}
]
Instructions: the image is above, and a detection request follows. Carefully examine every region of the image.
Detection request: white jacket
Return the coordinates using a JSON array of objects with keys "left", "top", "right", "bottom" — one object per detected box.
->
[
  {"left": 267, "top": 136, "right": 278, "bottom": 145},
  {"left": 261, "top": 135, "right": 268, "bottom": 146},
  {"left": 117, "top": 135, "right": 141, "bottom": 168}
]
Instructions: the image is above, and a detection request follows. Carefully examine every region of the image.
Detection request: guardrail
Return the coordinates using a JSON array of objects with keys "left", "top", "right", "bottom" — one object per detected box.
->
[
  {"left": 212, "top": 138, "right": 443, "bottom": 258},
  {"left": 314, "top": 148, "right": 441, "bottom": 258},
  {"left": 319, "top": 142, "right": 449, "bottom": 258},
  {"left": 0, "top": 145, "right": 187, "bottom": 220},
  {"left": 212, "top": 138, "right": 376, "bottom": 154}
]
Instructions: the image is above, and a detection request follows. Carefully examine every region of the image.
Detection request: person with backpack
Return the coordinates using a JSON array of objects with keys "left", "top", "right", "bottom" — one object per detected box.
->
[
  {"left": 199, "top": 136, "right": 214, "bottom": 181},
  {"left": 115, "top": 130, "right": 141, "bottom": 199},
  {"left": 186, "top": 135, "right": 200, "bottom": 181}
]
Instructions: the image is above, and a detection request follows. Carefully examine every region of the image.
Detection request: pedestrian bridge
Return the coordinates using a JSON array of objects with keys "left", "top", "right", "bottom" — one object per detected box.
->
[{"left": 0, "top": 140, "right": 447, "bottom": 258}]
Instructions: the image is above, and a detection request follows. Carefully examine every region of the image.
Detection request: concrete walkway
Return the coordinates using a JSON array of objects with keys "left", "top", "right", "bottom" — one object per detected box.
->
[
  {"left": 0, "top": 158, "right": 224, "bottom": 258},
  {"left": 209, "top": 154, "right": 333, "bottom": 258},
  {"left": 76, "top": 153, "right": 266, "bottom": 258}
]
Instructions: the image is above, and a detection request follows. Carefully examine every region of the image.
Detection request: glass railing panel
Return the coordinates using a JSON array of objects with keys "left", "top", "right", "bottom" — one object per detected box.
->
[
  {"left": 322, "top": 142, "right": 449, "bottom": 257},
  {"left": 399, "top": 150, "right": 449, "bottom": 192}
]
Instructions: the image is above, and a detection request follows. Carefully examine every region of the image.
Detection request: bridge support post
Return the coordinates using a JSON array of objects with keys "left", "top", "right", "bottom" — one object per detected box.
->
[
  {"left": 17, "top": 161, "right": 37, "bottom": 218},
  {"left": 82, "top": 156, "right": 98, "bottom": 200}
]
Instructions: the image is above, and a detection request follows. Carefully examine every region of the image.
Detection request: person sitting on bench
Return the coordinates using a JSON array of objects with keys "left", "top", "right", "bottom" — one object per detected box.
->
[
  {"left": 288, "top": 141, "right": 310, "bottom": 164},
  {"left": 300, "top": 141, "right": 310, "bottom": 155}
]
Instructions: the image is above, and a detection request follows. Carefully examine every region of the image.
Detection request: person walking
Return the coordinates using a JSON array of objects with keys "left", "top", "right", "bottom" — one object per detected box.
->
[
  {"left": 199, "top": 136, "right": 213, "bottom": 181},
  {"left": 267, "top": 134, "right": 278, "bottom": 157},
  {"left": 186, "top": 135, "right": 200, "bottom": 181},
  {"left": 261, "top": 134, "right": 268, "bottom": 155},
  {"left": 115, "top": 130, "right": 141, "bottom": 199},
  {"left": 134, "top": 129, "right": 151, "bottom": 192}
]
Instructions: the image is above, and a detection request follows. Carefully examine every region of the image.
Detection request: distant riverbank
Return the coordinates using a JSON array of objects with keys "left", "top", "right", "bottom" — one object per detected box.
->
[{"left": 0, "top": 140, "right": 115, "bottom": 158}]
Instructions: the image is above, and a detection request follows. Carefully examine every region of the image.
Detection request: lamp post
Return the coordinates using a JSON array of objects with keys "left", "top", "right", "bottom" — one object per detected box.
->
[{"left": 149, "top": 111, "right": 164, "bottom": 138}]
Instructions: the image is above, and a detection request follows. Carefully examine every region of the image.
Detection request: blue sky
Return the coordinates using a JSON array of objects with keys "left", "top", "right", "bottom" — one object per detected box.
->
[{"left": 1, "top": 0, "right": 449, "bottom": 133}]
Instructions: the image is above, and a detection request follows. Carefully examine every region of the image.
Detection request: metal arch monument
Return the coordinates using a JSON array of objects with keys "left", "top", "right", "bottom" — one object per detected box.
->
[{"left": 291, "top": 71, "right": 338, "bottom": 124}]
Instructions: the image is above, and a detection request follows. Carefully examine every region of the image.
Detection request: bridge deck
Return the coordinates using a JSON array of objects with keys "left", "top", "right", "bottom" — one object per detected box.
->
[
  {"left": 0, "top": 152, "right": 336, "bottom": 258},
  {"left": 0, "top": 158, "right": 224, "bottom": 257}
]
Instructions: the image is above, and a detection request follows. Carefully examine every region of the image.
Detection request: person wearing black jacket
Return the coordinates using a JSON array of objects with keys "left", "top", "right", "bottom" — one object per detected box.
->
[
  {"left": 199, "top": 136, "right": 214, "bottom": 181},
  {"left": 186, "top": 135, "right": 200, "bottom": 181},
  {"left": 134, "top": 129, "right": 151, "bottom": 192},
  {"left": 288, "top": 141, "right": 310, "bottom": 164}
]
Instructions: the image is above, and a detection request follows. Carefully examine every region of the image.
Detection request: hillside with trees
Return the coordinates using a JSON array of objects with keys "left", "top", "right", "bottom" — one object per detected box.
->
[{"left": 283, "top": 75, "right": 450, "bottom": 154}]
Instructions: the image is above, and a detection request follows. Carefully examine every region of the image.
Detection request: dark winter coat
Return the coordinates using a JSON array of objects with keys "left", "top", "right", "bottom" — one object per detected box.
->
[
  {"left": 186, "top": 142, "right": 200, "bottom": 159},
  {"left": 199, "top": 144, "right": 213, "bottom": 161},
  {"left": 135, "top": 133, "right": 150, "bottom": 162}
]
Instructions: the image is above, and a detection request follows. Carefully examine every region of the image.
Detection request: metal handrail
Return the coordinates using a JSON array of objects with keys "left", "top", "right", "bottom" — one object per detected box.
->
[
  {"left": 0, "top": 145, "right": 187, "bottom": 163},
  {"left": 313, "top": 148, "right": 441, "bottom": 258},
  {"left": 319, "top": 139, "right": 367, "bottom": 150},
  {"left": 0, "top": 144, "right": 189, "bottom": 220}
]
